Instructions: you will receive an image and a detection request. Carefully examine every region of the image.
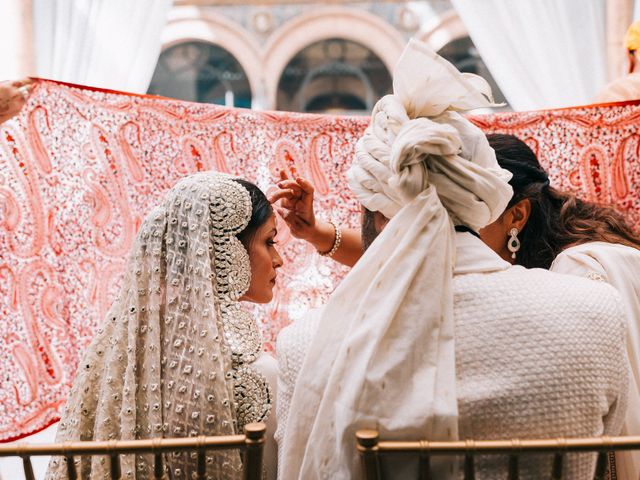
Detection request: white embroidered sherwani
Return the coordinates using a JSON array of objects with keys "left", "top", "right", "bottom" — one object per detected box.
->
[{"left": 276, "top": 232, "right": 629, "bottom": 479}]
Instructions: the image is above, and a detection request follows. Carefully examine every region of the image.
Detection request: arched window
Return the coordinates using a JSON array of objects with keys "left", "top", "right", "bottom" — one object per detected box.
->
[
  {"left": 148, "top": 41, "right": 252, "bottom": 108},
  {"left": 277, "top": 38, "right": 392, "bottom": 114},
  {"left": 437, "top": 36, "right": 509, "bottom": 109}
]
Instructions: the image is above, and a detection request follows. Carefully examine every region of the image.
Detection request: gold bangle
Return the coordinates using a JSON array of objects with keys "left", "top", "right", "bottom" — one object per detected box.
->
[{"left": 318, "top": 220, "right": 342, "bottom": 257}]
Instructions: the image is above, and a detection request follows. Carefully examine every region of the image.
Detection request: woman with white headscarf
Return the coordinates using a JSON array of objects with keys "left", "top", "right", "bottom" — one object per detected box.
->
[{"left": 46, "top": 172, "right": 282, "bottom": 480}]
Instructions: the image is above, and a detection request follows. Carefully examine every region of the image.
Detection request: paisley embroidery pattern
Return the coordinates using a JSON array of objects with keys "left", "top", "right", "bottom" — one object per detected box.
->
[{"left": 1, "top": 80, "right": 640, "bottom": 440}]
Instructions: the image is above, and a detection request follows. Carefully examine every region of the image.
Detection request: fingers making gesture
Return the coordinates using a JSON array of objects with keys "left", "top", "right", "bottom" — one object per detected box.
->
[
  {"left": 0, "top": 79, "right": 34, "bottom": 124},
  {"left": 268, "top": 171, "right": 319, "bottom": 241},
  {"left": 268, "top": 171, "right": 363, "bottom": 267}
]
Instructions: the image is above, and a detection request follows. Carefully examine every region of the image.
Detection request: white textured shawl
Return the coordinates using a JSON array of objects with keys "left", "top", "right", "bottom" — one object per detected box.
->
[
  {"left": 278, "top": 39, "right": 513, "bottom": 479},
  {"left": 552, "top": 242, "right": 640, "bottom": 480}
]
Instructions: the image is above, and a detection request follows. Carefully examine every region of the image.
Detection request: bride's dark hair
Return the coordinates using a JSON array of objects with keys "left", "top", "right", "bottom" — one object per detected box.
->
[
  {"left": 487, "top": 133, "right": 640, "bottom": 269},
  {"left": 232, "top": 178, "right": 273, "bottom": 245}
]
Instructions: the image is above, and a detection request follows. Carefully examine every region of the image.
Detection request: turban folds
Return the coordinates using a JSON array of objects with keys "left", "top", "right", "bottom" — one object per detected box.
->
[{"left": 348, "top": 39, "right": 512, "bottom": 227}]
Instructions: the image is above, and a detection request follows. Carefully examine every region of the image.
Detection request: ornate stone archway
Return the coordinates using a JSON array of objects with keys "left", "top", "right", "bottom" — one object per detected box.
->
[
  {"left": 159, "top": 6, "right": 264, "bottom": 107},
  {"left": 263, "top": 7, "right": 405, "bottom": 110}
]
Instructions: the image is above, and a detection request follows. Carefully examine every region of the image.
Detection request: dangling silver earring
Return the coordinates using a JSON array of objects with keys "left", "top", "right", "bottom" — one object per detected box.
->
[{"left": 507, "top": 227, "right": 520, "bottom": 259}]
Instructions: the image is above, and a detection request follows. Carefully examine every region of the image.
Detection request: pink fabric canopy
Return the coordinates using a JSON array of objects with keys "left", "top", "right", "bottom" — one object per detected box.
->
[{"left": 1, "top": 80, "right": 639, "bottom": 441}]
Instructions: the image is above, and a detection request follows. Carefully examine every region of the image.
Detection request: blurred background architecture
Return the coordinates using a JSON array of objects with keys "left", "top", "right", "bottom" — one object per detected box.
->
[
  {"left": 147, "top": 0, "right": 507, "bottom": 113},
  {"left": 2, "top": 0, "right": 637, "bottom": 113}
]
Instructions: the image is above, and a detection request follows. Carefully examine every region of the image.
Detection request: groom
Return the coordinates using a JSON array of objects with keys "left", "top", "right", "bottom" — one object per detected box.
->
[{"left": 275, "top": 40, "right": 628, "bottom": 479}]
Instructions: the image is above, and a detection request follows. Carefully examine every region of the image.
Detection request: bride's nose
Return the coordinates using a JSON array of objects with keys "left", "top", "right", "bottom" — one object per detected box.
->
[{"left": 273, "top": 249, "right": 283, "bottom": 268}]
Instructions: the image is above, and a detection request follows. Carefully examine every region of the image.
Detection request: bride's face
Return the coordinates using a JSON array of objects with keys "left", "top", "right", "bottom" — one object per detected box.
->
[{"left": 240, "top": 214, "right": 283, "bottom": 303}]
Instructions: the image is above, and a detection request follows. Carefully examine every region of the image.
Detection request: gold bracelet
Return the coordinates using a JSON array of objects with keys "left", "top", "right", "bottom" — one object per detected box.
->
[{"left": 318, "top": 220, "right": 342, "bottom": 257}]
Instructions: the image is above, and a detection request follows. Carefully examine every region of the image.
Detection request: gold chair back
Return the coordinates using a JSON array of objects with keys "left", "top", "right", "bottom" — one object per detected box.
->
[
  {"left": 0, "top": 422, "right": 266, "bottom": 480},
  {"left": 356, "top": 430, "right": 640, "bottom": 480}
]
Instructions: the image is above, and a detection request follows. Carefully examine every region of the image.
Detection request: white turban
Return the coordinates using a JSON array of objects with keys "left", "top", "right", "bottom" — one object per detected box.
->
[
  {"left": 278, "top": 39, "right": 514, "bottom": 480},
  {"left": 348, "top": 39, "right": 512, "bottom": 225}
]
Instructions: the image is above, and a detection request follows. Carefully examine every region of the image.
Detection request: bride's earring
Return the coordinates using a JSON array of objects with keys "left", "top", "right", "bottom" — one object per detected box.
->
[{"left": 507, "top": 227, "right": 521, "bottom": 259}]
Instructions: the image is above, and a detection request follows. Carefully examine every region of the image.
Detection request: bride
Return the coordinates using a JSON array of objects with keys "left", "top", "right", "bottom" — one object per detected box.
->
[{"left": 46, "top": 172, "right": 282, "bottom": 480}]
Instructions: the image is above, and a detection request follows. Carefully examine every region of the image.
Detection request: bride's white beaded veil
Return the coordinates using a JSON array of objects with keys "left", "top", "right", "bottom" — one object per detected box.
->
[{"left": 46, "top": 172, "right": 271, "bottom": 480}]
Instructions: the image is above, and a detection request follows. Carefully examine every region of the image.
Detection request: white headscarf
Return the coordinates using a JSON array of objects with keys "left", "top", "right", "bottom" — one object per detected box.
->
[
  {"left": 46, "top": 172, "right": 271, "bottom": 480},
  {"left": 278, "top": 39, "right": 513, "bottom": 479}
]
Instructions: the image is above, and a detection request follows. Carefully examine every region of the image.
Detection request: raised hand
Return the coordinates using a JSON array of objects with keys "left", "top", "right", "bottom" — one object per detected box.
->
[
  {"left": 268, "top": 171, "right": 320, "bottom": 241},
  {"left": 0, "top": 79, "right": 34, "bottom": 124},
  {"left": 268, "top": 171, "right": 363, "bottom": 266}
]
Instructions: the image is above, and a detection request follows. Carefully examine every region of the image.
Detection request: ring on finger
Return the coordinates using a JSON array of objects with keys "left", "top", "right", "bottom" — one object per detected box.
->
[{"left": 18, "top": 85, "right": 30, "bottom": 100}]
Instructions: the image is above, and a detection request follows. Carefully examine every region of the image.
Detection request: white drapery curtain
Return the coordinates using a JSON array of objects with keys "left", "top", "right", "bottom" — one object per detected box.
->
[
  {"left": 451, "top": 0, "right": 607, "bottom": 111},
  {"left": 0, "top": 0, "right": 35, "bottom": 79},
  {"left": 32, "top": 0, "right": 172, "bottom": 94}
]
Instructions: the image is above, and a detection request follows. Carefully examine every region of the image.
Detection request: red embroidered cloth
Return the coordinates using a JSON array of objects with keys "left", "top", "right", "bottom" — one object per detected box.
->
[{"left": 1, "top": 80, "right": 639, "bottom": 441}]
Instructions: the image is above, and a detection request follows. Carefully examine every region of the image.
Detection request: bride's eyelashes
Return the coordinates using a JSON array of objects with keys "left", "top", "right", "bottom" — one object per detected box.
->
[{"left": 267, "top": 232, "right": 278, "bottom": 246}]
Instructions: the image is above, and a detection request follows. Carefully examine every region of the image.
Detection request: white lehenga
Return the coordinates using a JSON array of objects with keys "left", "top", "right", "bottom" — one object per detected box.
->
[{"left": 46, "top": 172, "right": 276, "bottom": 480}]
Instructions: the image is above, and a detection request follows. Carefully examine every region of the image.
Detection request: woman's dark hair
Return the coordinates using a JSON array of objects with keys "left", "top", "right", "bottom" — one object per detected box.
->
[
  {"left": 487, "top": 133, "right": 640, "bottom": 269},
  {"left": 232, "top": 179, "right": 273, "bottom": 246}
]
